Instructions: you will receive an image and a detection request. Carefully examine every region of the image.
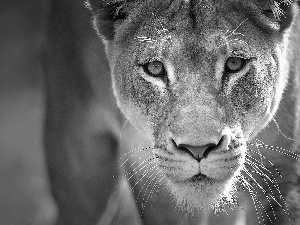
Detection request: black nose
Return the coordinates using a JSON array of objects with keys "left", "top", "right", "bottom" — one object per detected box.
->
[{"left": 172, "top": 135, "right": 230, "bottom": 161}]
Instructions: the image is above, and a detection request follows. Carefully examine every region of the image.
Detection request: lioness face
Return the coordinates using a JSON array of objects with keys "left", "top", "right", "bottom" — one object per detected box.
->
[{"left": 98, "top": 0, "right": 296, "bottom": 210}]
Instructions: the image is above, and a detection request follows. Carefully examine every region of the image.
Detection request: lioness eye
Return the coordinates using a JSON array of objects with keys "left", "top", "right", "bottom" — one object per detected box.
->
[
  {"left": 143, "top": 61, "right": 166, "bottom": 77},
  {"left": 225, "top": 57, "right": 246, "bottom": 73}
]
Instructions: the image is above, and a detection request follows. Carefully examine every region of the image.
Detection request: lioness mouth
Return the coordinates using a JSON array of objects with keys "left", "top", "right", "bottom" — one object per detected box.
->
[{"left": 191, "top": 173, "right": 207, "bottom": 181}]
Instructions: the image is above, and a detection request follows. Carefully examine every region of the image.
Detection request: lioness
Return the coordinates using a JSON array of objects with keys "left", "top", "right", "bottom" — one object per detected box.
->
[{"left": 44, "top": 0, "right": 300, "bottom": 225}]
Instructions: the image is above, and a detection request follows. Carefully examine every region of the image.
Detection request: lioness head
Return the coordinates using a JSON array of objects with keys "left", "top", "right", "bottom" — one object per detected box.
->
[{"left": 88, "top": 0, "right": 299, "bottom": 210}]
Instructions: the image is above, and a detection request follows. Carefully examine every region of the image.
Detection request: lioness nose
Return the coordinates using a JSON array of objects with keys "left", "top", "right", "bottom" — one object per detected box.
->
[{"left": 173, "top": 135, "right": 230, "bottom": 161}]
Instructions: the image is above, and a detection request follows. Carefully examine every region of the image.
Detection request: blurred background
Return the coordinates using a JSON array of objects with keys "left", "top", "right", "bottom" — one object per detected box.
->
[
  {"left": 0, "top": 1, "right": 55, "bottom": 224},
  {"left": 1, "top": 1, "right": 298, "bottom": 225},
  {"left": 0, "top": 1, "right": 109, "bottom": 224}
]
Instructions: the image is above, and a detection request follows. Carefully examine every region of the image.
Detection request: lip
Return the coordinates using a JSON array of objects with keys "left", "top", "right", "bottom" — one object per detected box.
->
[
  {"left": 190, "top": 173, "right": 207, "bottom": 182},
  {"left": 170, "top": 173, "right": 212, "bottom": 186}
]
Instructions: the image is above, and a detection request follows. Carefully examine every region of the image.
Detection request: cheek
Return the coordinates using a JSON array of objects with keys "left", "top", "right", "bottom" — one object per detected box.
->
[
  {"left": 229, "top": 67, "right": 275, "bottom": 132},
  {"left": 119, "top": 102, "right": 154, "bottom": 139},
  {"left": 112, "top": 59, "right": 171, "bottom": 137},
  {"left": 232, "top": 68, "right": 273, "bottom": 109}
]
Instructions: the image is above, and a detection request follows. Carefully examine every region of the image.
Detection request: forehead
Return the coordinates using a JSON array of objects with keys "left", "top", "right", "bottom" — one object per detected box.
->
[
  {"left": 135, "top": 0, "right": 244, "bottom": 51},
  {"left": 117, "top": 0, "right": 272, "bottom": 64},
  {"left": 142, "top": 0, "right": 232, "bottom": 25},
  {"left": 119, "top": 0, "right": 282, "bottom": 36},
  {"left": 115, "top": 0, "right": 266, "bottom": 47},
  {"left": 129, "top": 0, "right": 281, "bottom": 32},
  {"left": 133, "top": 0, "right": 248, "bottom": 39}
]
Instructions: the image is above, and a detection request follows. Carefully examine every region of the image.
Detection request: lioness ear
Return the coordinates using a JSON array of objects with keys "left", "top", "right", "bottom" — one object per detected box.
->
[
  {"left": 86, "top": 0, "right": 128, "bottom": 40},
  {"left": 262, "top": 0, "right": 299, "bottom": 31}
]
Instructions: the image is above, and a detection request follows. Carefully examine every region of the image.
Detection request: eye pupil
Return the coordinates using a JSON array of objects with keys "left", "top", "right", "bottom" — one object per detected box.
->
[
  {"left": 225, "top": 57, "right": 244, "bottom": 72},
  {"left": 145, "top": 61, "right": 165, "bottom": 76}
]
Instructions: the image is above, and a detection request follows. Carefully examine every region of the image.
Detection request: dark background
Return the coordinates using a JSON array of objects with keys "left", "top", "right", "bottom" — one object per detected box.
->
[
  {"left": 0, "top": 1, "right": 109, "bottom": 224},
  {"left": 0, "top": 1, "right": 57, "bottom": 224}
]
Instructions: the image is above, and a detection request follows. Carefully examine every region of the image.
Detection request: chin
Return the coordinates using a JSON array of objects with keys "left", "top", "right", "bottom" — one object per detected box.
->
[{"left": 165, "top": 173, "right": 240, "bottom": 213}]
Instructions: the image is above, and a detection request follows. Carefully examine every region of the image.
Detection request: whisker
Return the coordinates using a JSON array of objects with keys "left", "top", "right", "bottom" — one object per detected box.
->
[
  {"left": 136, "top": 36, "right": 158, "bottom": 45},
  {"left": 246, "top": 148, "right": 291, "bottom": 221},
  {"left": 122, "top": 156, "right": 154, "bottom": 180},
  {"left": 132, "top": 164, "right": 158, "bottom": 191},
  {"left": 251, "top": 139, "right": 299, "bottom": 160},
  {"left": 245, "top": 161, "right": 277, "bottom": 221},
  {"left": 271, "top": 116, "right": 295, "bottom": 141},
  {"left": 230, "top": 18, "right": 248, "bottom": 36},
  {"left": 131, "top": 165, "right": 155, "bottom": 191},
  {"left": 245, "top": 154, "right": 272, "bottom": 174},
  {"left": 118, "top": 148, "right": 154, "bottom": 169},
  {"left": 141, "top": 171, "right": 164, "bottom": 216},
  {"left": 237, "top": 174, "right": 265, "bottom": 224},
  {"left": 151, "top": 12, "right": 171, "bottom": 37},
  {"left": 137, "top": 168, "right": 161, "bottom": 203},
  {"left": 122, "top": 146, "right": 154, "bottom": 158},
  {"left": 119, "top": 119, "right": 129, "bottom": 143},
  {"left": 227, "top": 38, "right": 249, "bottom": 46},
  {"left": 244, "top": 163, "right": 291, "bottom": 223},
  {"left": 245, "top": 159, "right": 274, "bottom": 186},
  {"left": 121, "top": 146, "right": 153, "bottom": 158},
  {"left": 243, "top": 169, "right": 275, "bottom": 224},
  {"left": 125, "top": 156, "right": 157, "bottom": 180},
  {"left": 247, "top": 147, "right": 283, "bottom": 178}
]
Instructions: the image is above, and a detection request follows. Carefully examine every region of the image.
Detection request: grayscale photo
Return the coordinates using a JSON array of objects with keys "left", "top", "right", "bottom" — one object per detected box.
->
[{"left": 0, "top": 0, "right": 300, "bottom": 225}]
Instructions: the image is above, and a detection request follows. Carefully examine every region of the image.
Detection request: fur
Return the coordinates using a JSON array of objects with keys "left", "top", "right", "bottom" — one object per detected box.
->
[{"left": 87, "top": 0, "right": 300, "bottom": 224}]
